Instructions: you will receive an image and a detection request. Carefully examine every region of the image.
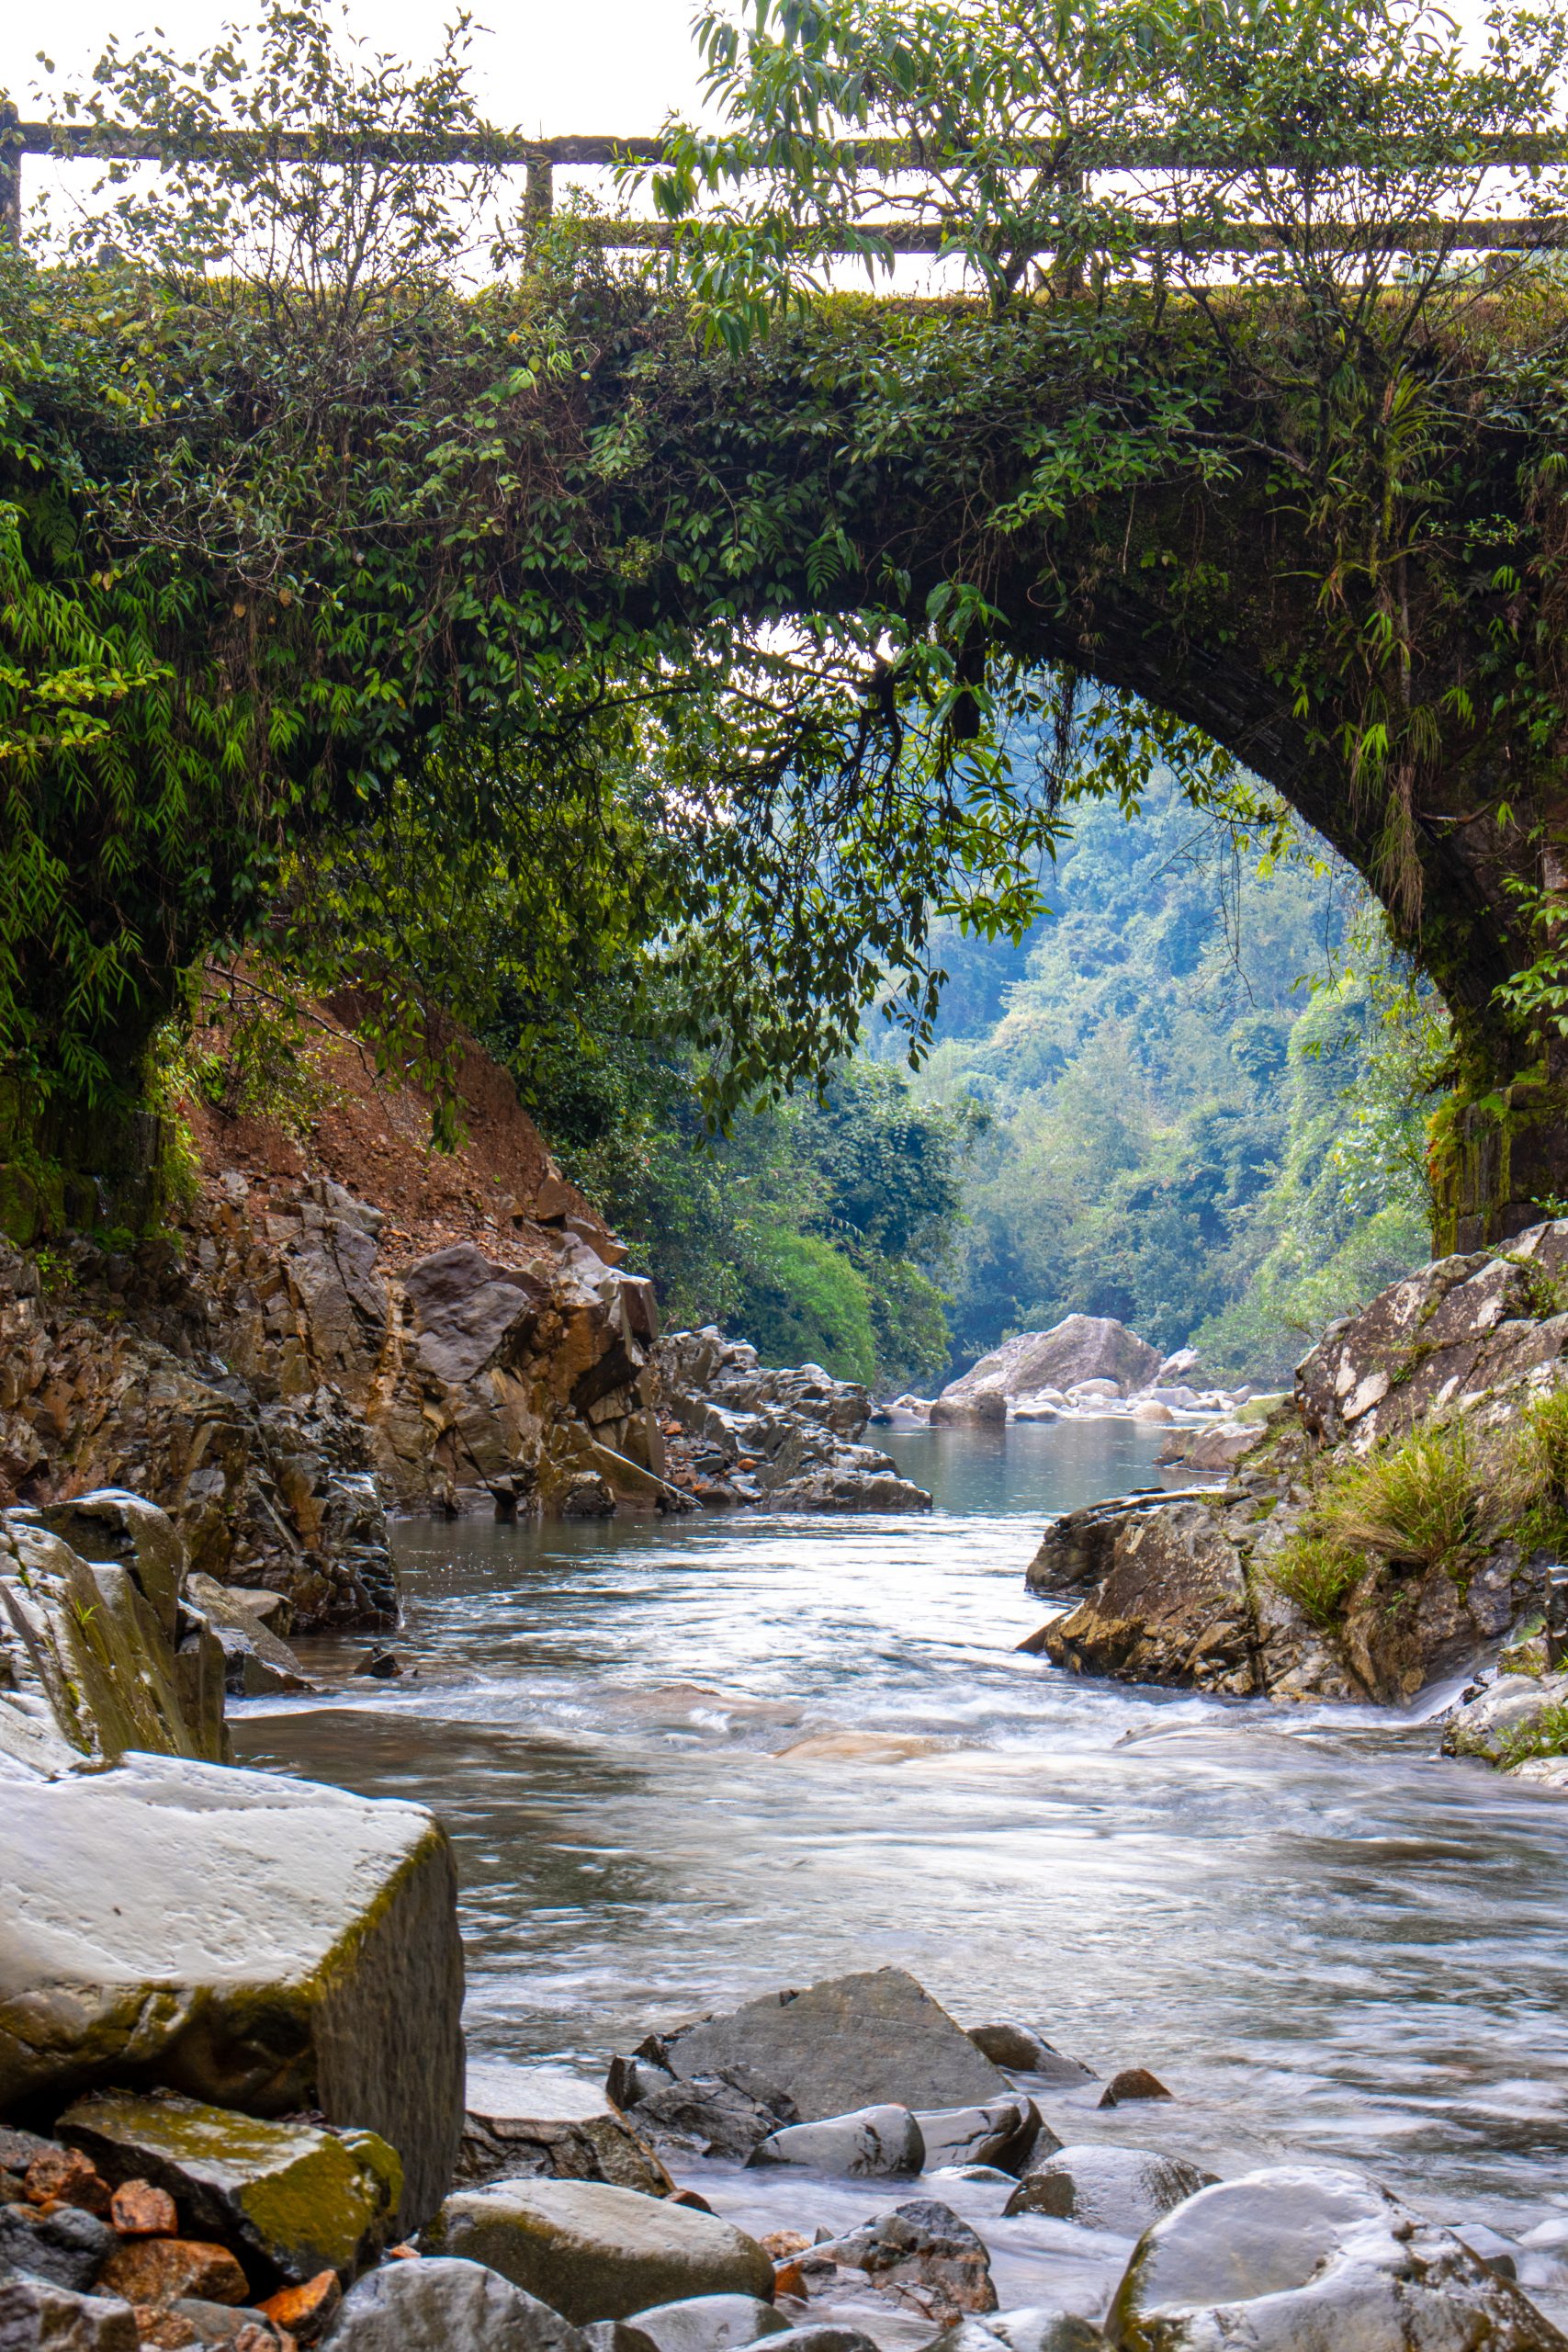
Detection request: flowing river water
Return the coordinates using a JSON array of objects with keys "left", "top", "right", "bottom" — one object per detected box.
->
[{"left": 232, "top": 1421, "right": 1568, "bottom": 2323}]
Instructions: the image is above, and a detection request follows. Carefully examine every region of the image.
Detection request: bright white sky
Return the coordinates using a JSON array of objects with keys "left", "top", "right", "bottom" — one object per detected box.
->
[{"left": 1, "top": 1, "right": 708, "bottom": 136}]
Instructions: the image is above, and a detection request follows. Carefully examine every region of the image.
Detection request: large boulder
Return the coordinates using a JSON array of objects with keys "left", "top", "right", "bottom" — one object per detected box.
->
[
  {"left": 617, "top": 1972, "right": 1010, "bottom": 2126},
  {"left": 0, "top": 1755, "right": 464, "bottom": 2233},
  {"left": 423, "top": 2183, "right": 774, "bottom": 2324},
  {"left": 321, "top": 2256, "right": 590, "bottom": 2352},
  {"left": 938, "top": 1323, "right": 1159, "bottom": 1416},
  {"left": 810, "top": 2200, "right": 998, "bottom": 2325},
  {"left": 457, "top": 2064, "right": 672, "bottom": 2196},
  {"left": 750, "top": 2106, "right": 924, "bottom": 2178},
  {"left": 1105, "top": 2165, "right": 1567, "bottom": 2348},
  {"left": 58, "top": 2089, "right": 400, "bottom": 2287}
]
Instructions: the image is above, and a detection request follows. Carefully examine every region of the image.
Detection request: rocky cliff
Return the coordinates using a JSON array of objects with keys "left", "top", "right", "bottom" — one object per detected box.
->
[{"left": 1022, "top": 1222, "right": 1568, "bottom": 1712}]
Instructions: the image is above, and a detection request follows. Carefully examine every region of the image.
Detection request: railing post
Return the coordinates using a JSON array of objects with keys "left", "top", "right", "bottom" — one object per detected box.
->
[
  {"left": 0, "top": 103, "right": 21, "bottom": 247},
  {"left": 524, "top": 150, "right": 554, "bottom": 232}
]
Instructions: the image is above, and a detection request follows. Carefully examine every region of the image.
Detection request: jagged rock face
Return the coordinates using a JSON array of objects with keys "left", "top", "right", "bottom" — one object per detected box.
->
[
  {"left": 654, "top": 1331, "right": 931, "bottom": 1511},
  {"left": 0, "top": 1496, "right": 227, "bottom": 1774},
  {"left": 0, "top": 1178, "right": 669, "bottom": 1626},
  {"left": 1295, "top": 1221, "right": 1568, "bottom": 1452},
  {"left": 1021, "top": 1223, "right": 1568, "bottom": 1707}
]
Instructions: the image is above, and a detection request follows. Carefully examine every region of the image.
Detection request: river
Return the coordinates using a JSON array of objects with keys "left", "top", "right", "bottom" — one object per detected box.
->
[{"left": 232, "top": 1420, "right": 1568, "bottom": 2312}]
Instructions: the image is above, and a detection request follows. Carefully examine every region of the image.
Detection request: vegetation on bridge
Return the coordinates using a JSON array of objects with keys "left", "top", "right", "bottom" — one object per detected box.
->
[{"left": 5, "top": 0, "right": 1568, "bottom": 1254}]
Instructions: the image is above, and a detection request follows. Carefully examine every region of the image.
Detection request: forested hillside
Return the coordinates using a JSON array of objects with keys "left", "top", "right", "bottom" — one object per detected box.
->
[
  {"left": 910, "top": 778, "right": 1446, "bottom": 1382},
  {"left": 517, "top": 775, "right": 1444, "bottom": 1390}
]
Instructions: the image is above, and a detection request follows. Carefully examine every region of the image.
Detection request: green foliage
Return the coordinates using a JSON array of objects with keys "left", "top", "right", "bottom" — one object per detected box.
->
[
  {"left": 1260, "top": 1532, "right": 1366, "bottom": 1630},
  {"left": 1316, "top": 1420, "right": 1495, "bottom": 1579},
  {"left": 1503, "top": 1385, "right": 1568, "bottom": 1557},
  {"left": 743, "top": 1226, "right": 880, "bottom": 1384},
  {"left": 1496, "top": 1703, "right": 1568, "bottom": 1769}
]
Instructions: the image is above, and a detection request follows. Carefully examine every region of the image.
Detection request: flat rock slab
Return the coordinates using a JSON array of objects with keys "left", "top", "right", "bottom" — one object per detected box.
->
[
  {"left": 321, "top": 2256, "right": 590, "bottom": 2352},
  {"left": 61, "top": 2088, "right": 400, "bottom": 2286},
  {"left": 460, "top": 2064, "right": 671, "bottom": 2197},
  {"left": 424, "top": 2181, "right": 775, "bottom": 2324},
  {"left": 1108, "top": 2165, "right": 1568, "bottom": 2349},
  {"left": 0, "top": 1755, "right": 463, "bottom": 2233},
  {"left": 639, "top": 1972, "right": 1010, "bottom": 2123}
]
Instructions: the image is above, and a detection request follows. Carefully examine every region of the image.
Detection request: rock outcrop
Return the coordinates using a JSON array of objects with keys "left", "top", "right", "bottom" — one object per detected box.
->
[
  {"left": 653, "top": 1333, "right": 931, "bottom": 1511},
  {"left": 1020, "top": 1224, "right": 1568, "bottom": 1707}
]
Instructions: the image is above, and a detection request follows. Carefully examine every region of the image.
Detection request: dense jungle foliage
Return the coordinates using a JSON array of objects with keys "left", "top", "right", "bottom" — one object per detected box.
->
[{"left": 6, "top": 0, "right": 1568, "bottom": 1290}]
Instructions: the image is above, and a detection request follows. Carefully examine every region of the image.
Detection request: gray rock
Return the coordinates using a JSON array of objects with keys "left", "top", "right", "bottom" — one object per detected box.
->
[
  {"left": 323, "top": 2256, "right": 591, "bottom": 2352},
  {"left": 168, "top": 2303, "right": 293, "bottom": 2347},
  {"left": 60, "top": 2088, "right": 399, "bottom": 2285},
  {"left": 0, "top": 2271, "right": 138, "bottom": 2351},
  {"left": 913, "top": 2103, "right": 1037, "bottom": 2172},
  {"left": 184, "top": 1571, "right": 312, "bottom": 1696},
  {"left": 459, "top": 2064, "right": 672, "bottom": 2195},
  {"left": 606, "top": 2063, "right": 796, "bottom": 2162},
  {"left": 623, "top": 2295, "right": 790, "bottom": 2352},
  {"left": 937, "top": 1322, "right": 1159, "bottom": 1415},
  {"left": 423, "top": 2182, "right": 775, "bottom": 2324},
  {"left": 814, "top": 2200, "right": 997, "bottom": 2324},
  {"left": 1106, "top": 2165, "right": 1567, "bottom": 2348},
  {"left": 628, "top": 1971, "right": 1011, "bottom": 2124},
  {"left": 964, "top": 2027, "right": 1097, "bottom": 2087},
  {"left": 750, "top": 2106, "right": 923, "bottom": 2178},
  {"left": 735, "top": 2334, "right": 879, "bottom": 2352},
  {"left": 583, "top": 2326, "right": 660, "bottom": 2352},
  {"left": 32, "top": 1490, "right": 187, "bottom": 1641},
  {"left": 0, "top": 1754, "right": 464, "bottom": 2233},
  {"left": 0, "top": 2203, "right": 115, "bottom": 2293},
  {"left": 927, "top": 2316, "right": 1107, "bottom": 2352},
  {"left": 1005, "top": 2147, "right": 1212, "bottom": 2235}
]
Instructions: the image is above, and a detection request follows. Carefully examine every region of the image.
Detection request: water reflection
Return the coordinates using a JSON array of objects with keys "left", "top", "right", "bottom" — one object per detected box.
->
[{"left": 232, "top": 1421, "right": 1568, "bottom": 2258}]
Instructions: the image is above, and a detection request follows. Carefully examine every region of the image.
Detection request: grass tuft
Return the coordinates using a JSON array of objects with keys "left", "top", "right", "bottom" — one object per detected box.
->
[
  {"left": 1315, "top": 1419, "right": 1494, "bottom": 1577},
  {"left": 1262, "top": 1533, "right": 1367, "bottom": 1629}
]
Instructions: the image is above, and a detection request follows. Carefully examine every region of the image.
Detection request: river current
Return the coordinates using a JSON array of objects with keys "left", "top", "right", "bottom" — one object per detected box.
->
[{"left": 232, "top": 1420, "right": 1568, "bottom": 2304}]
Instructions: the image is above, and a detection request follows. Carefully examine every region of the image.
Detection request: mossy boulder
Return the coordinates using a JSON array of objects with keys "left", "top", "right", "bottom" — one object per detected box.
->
[
  {"left": 60, "top": 2088, "right": 399, "bottom": 2287},
  {"left": 423, "top": 2181, "right": 774, "bottom": 2323},
  {"left": 0, "top": 1754, "right": 464, "bottom": 2232}
]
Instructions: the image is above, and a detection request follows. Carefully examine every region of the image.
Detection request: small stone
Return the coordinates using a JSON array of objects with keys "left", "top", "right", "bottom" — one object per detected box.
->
[
  {"left": 170, "top": 2304, "right": 297, "bottom": 2349},
  {"left": 665, "top": 2192, "right": 714, "bottom": 2214},
  {"left": 111, "top": 2180, "right": 180, "bottom": 2237},
  {"left": 761, "top": 2234, "right": 810, "bottom": 2263},
  {"left": 1097, "top": 2068, "right": 1172, "bottom": 2108},
  {"left": 962, "top": 2027, "right": 1097, "bottom": 2087},
  {"left": 99, "top": 2237, "right": 251, "bottom": 2310},
  {"left": 257, "top": 2271, "right": 342, "bottom": 2343},
  {"left": 0, "top": 2199, "right": 118, "bottom": 2291},
  {"left": 0, "top": 2124, "right": 58, "bottom": 2177},
  {"left": 354, "top": 1651, "right": 401, "bottom": 1679},
  {"left": 136, "top": 2312, "right": 202, "bottom": 2350},
  {"left": 25, "top": 2146, "right": 112, "bottom": 2215}
]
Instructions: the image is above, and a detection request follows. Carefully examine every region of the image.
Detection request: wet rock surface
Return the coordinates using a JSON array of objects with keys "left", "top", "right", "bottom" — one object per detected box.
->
[
  {"left": 615, "top": 1974, "right": 1010, "bottom": 2132},
  {"left": 750, "top": 2109, "right": 925, "bottom": 2180},
  {"left": 59, "top": 2091, "right": 400, "bottom": 2287},
  {"left": 1004, "top": 2150, "right": 1212, "bottom": 2236},
  {"left": 807, "top": 2200, "right": 998, "bottom": 2325},
  {"left": 1, "top": 1757, "right": 463, "bottom": 2231},
  {"left": 320, "top": 2255, "right": 591, "bottom": 2352},
  {"left": 652, "top": 1334, "right": 931, "bottom": 1513},
  {"left": 1106, "top": 2165, "right": 1568, "bottom": 2349},
  {"left": 457, "top": 2066, "right": 672, "bottom": 2198},
  {"left": 423, "top": 2181, "right": 776, "bottom": 2323}
]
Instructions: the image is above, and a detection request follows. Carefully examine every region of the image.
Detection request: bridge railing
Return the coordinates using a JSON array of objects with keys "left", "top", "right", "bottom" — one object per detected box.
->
[{"left": 4, "top": 107, "right": 1566, "bottom": 254}]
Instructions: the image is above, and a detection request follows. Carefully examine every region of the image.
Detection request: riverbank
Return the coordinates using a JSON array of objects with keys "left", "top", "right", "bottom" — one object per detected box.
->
[{"left": 232, "top": 1456, "right": 1568, "bottom": 2269}]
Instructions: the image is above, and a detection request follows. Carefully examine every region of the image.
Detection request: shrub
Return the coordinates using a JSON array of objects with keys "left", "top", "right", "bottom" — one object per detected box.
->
[
  {"left": 1496, "top": 1702, "right": 1568, "bottom": 1770},
  {"left": 739, "top": 1227, "right": 878, "bottom": 1385},
  {"left": 1505, "top": 1385, "right": 1568, "bottom": 1555},
  {"left": 1261, "top": 1533, "right": 1367, "bottom": 1629},
  {"left": 1316, "top": 1419, "right": 1494, "bottom": 1577}
]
